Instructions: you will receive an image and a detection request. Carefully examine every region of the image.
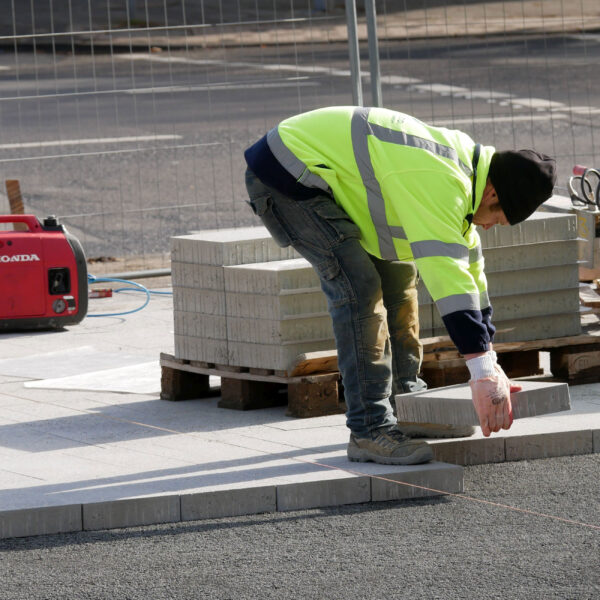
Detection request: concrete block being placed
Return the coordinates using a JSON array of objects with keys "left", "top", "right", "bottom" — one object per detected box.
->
[{"left": 395, "top": 380, "right": 571, "bottom": 427}]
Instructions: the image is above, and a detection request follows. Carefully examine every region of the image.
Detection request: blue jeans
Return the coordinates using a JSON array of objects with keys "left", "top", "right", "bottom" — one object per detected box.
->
[{"left": 245, "top": 168, "right": 423, "bottom": 437}]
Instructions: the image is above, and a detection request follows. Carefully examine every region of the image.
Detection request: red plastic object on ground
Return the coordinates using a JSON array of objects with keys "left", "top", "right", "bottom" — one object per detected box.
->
[{"left": 0, "top": 214, "right": 88, "bottom": 330}]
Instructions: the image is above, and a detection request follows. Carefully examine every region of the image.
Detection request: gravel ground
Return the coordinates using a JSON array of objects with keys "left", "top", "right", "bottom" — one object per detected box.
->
[{"left": 1, "top": 454, "right": 599, "bottom": 600}]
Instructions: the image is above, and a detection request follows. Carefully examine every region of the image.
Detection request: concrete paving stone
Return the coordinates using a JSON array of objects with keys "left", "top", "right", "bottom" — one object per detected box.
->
[
  {"left": 430, "top": 311, "right": 582, "bottom": 342},
  {"left": 485, "top": 264, "right": 579, "bottom": 297},
  {"left": 417, "top": 263, "right": 579, "bottom": 307},
  {"left": 0, "top": 504, "right": 82, "bottom": 539},
  {"left": 173, "top": 287, "right": 226, "bottom": 315},
  {"left": 181, "top": 485, "right": 277, "bottom": 520},
  {"left": 226, "top": 314, "right": 334, "bottom": 345},
  {"left": 477, "top": 211, "right": 577, "bottom": 248},
  {"left": 277, "top": 475, "right": 371, "bottom": 512},
  {"left": 83, "top": 495, "right": 181, "bottom": 531},
  {"left": 227, "top": 338, "right": 337, "bottom": 371},
  {"left": 593, "top": 430, "right": 600, "bottom": 453},
  {"left": 174, "top": 334, "right": 229, "bottom": 363},
  {"left": 395, "top": 381, "right": 571, "bottom": 427},
  {"left": 429, "top": 437, "right": 506, "bottom": 466},
  {"left": 226, "top": 290, "right": 328, "bottom": 319},
  {"left": 171, "top": 261, "right": 224, "bottom": 290},
  {"left": 504, "top": 430, "right": 594, "bottom": 461},
  {"left": 370, "top": 461, "right": 464, "bottom": 501},
  {"left": 174, "top": 311, "right": 227, "bottom": 340},
  {"left": 482, "top": 239, "right": 580, "bottom": 273},
  {"left": 171, "top": 227, "right": 299, "bottom": 266},
  {"left": 224, "top": 258, "right": 319, "bottom": 294},
  {"left": 490, "top": 312, "right": 582, "bottom": 342},
  {"left": 430, "top": 288, "right": 581, "bottom": 328}
]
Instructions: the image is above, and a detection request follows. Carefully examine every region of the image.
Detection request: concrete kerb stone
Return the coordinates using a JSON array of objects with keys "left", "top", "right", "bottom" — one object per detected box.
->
[
  {"left": 181, "top": 486, "right": 277, "bottom": 521},
  {"left": 0, "top": 504, "right": 82, "bottom": 540},
  {"left": 83, "top": 495, "right": 181, "bottom": 531},
  {"left": 594, "top": 430, "right": 600, "bottom": 453},
  {"left": 504, "top": 430, "right": 594, "bottom": 461}
]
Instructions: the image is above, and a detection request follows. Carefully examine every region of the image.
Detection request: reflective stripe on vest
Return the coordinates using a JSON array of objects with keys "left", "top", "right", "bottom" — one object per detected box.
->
[
  {"left": 351, "top": 106, "right": 474, "bottom": 261},
  {"left": 267, "top": 127, "right": 330, "bottom": 192}
]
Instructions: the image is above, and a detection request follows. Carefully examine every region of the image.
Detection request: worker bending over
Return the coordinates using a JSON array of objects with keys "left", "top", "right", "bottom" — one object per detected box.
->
[{"left": 244, "top": 106, "right": 556, "bottom": 465}]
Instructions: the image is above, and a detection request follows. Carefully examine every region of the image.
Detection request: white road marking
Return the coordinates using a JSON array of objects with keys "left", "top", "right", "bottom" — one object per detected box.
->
[
  {"left": 0, "top": 134, "right": 182, "bottom": 150},
  {"left": 126, "top": 80, "right": 318, "bottom": 94},
  {"left": 119, "top": 53, "right": 600, "bottom": 121},
  {"left": 430, "top": 114, "right": 569, "bottom": 126}
]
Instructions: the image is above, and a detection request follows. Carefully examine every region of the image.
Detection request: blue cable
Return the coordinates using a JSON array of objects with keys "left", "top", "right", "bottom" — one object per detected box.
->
[{"left": 86, "top": 274, "right": 171, "bottom": 317}]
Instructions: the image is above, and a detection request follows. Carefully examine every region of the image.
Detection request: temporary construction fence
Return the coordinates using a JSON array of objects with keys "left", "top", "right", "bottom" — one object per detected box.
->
[{"left": 0, "top": 0, "right": 599, "bottom": 270}]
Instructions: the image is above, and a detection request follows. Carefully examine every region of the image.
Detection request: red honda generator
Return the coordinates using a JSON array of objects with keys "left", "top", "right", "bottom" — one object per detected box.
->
[{"left": 0, "top": 214, "right": 88, "bottom": 330}]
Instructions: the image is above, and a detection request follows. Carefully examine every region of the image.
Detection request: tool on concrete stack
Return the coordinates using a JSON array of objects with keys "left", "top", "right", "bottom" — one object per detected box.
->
[
  {"left": 0, "top": 214, "right": 88, "bottom": 330},
  {"left": 569, "top": 165, "right": 600, "bottom": 211}
]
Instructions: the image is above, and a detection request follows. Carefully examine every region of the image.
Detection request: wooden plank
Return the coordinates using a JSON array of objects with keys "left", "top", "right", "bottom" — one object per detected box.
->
[
  {"left": 287, "top": 379, "right": 345, "bottom": 418},
  {"left": 218, "top": 378, "right": 286, "bottom": 410},
  {"left": 288, "top": 350, "right": 338, "bottom": 377},
  {"left": 159, "top": 353, "right": 339, "bottom": 385},
  {"left": 580, "top": 283, "right": 600, "bottom": 308},
  {"left": 5, "top": 180, "right": 28, "bottom": 231},
  {"left": 550, "top": 343, "right": 600, "bottom": 382},
  {"left": 160, "top": 365, "right": 210, "bottom": 401}
]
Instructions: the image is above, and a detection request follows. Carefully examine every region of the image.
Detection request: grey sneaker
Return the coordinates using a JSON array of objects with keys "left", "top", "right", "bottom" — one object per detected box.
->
[
  {"left": 347, "top": 427, "right": 433, "bottom": 465},
  {"left": 396, "top": 422, "right": 476, "bottom": 439}
]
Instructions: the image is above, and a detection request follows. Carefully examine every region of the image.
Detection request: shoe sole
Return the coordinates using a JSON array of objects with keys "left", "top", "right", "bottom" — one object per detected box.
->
[
  {"left": 397, "top": 422, "right": 476, "bottom": 439},
  {"left": 347, "top": 445, "right": 433, "bottom": 465}
]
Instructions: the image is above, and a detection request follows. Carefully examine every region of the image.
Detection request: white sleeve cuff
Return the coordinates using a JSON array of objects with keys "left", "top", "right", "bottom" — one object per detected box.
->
[{"left": 466, "top": 351, "right": 497, "bottom": 380}]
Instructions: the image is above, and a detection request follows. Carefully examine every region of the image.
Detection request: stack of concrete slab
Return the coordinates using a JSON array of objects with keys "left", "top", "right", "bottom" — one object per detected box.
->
[
  {"left": 418, "top": 211, "right": 582, "bottom": 342},
  {"left": 171, "top": 227, "right": 300, "bottom": 365},
  {"left": 172, "top": 212, "right": 581, "bottom": 372},
  {"left": 224, "top": 258, "right": 336, "bottom": 370}
]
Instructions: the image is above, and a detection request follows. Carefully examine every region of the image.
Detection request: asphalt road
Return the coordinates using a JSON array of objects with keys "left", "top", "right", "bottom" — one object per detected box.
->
[
  {"left": 0, "top": 31, "right": 598, "bottom": 259},
  {"left": 1, "top": 454, "right": 599, "bottom": 600}
]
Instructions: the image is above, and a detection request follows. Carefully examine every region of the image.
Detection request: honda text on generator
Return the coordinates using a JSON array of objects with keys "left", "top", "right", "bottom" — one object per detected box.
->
[{"left": 0, "top": 214, "right": 88, "bottom": 330}]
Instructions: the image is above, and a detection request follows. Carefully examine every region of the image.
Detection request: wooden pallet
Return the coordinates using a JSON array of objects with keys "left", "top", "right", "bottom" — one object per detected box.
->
[
  {"left": 160, "top": 353, "right": 345, "bottom": 418},
  {"left": 161, "top": 314, "right": 600, "bottom": 417}
]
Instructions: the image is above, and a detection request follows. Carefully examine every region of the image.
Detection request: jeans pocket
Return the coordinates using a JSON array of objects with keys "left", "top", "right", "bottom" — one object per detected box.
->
[
  {"left": 250, "top": 193, "right": 292, "bottom": 248},
  {"left": 308, "top": 198, "right": 362, "bottom": 245}
]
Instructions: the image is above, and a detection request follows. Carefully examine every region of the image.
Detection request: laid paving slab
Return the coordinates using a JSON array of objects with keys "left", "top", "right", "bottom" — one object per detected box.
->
[
  {"left": 395, "top": 380, "right": 571, "bottom": 427},
  {"left": 1, "top": 288, "right": 599, "bottom": 540}
]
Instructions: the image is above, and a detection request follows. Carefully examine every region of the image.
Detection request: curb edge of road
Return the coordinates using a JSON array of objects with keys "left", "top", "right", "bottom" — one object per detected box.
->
[
  {"left": 1, "top": 22, "right": 599, "bottom": 54},
  {"left": 1, "top": 427, "right": 598, "bottom": 541}
]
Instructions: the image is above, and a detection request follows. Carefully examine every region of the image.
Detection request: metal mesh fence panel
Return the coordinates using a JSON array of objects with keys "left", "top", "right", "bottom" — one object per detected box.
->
[{"left": 0, "top": 1, "right": 598, "bottom": 271}]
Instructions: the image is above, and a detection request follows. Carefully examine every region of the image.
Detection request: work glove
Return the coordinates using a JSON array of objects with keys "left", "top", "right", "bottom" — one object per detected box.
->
[
  {"left": 490, "top": 350, "right": 523, "bottom": 396},
  {"left": 466, "top": 351, "right": 515, "bottom": 437}
]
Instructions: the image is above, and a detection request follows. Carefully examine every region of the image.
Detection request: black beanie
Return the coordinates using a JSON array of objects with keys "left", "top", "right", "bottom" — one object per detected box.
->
[{"left": 488, "top": 149, "right": 557, "bottom": 225}]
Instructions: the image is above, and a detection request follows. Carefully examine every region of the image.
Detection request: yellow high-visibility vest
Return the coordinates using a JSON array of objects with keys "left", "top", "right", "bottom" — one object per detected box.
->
[{"left": 267, "top": 106, "right": 494, "bottom": 319}]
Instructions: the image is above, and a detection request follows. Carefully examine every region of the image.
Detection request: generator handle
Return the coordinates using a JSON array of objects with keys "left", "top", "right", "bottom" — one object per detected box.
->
[{"left": 0, "top": 214, "right": 41, "bottom": 230}]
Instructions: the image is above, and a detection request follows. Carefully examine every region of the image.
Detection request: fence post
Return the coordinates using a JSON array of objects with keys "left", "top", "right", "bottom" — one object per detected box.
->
[
  {"left": 364, "top": 0, "right": 382, "bottom": 107},
  {"left": 344, "top": 0, "right": 363, "bottom": 106},
  {"left": 127, "top": 0, "right": 137, "bottom": 24}
]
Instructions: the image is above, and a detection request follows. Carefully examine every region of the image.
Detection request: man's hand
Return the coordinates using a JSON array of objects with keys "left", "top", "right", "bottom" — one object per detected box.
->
[{"left": 469, "top": 376, "right": 514, "bottom": 437}]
